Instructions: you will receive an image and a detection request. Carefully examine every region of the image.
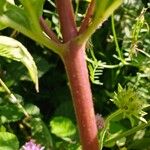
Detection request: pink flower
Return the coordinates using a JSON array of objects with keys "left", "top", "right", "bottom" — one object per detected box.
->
[
  {"left": 95, "top": 113, "right": 105, "bottom": 129},
  {"left": 20, "top": 139, "right": 45, "bottom": 150}
]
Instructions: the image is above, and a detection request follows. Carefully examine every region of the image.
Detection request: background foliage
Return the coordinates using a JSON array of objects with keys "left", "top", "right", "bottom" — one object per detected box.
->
[{"left": 0, "top": 0, "right": 150, "bottom": 149}]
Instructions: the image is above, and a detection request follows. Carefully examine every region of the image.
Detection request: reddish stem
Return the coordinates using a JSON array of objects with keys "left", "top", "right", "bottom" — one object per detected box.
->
[
  {"left": 79, "top": 0, "right": 95, "bottom": 34},
  {"left": 55, "top": 0, "right": 77, "bottom": 42},
  {"left": 62, "top": 42, "right": 99, "bottom": 150},
  {"left": 39, "top": 16, "right": 60, "bottom": 43},
  {"left": 55, "top": 1, "right": 99, "bottom": 149}
]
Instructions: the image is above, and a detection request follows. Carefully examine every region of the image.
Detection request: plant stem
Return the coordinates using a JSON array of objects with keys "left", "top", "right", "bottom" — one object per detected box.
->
[
  {"left": 111, "top": 13, "right": 125, "bottom": 64},
  {"left": 55, "top": 0, "right": 77, "bottom": 42},
  {"left": 104, "top": 119, "right": 150, "bottom": 146},
  {"left": 79, "top": 0, "right": 95, "bottom": 34},
  {"left": 62, "top": 42, "right": 99, "bottom": 150},
  {"left": 100, "top": 109, "right": 123, "bottom": 150},
  {"left": 75, "top": 0, "right": 80, "bottom": 18},
  {"left": 0, "top": 78, "right": 29, "bottom": 118},
  {"left": 0, "top": 15, "right": 63, "bottom": 54},
  {"left": 75, "top": 0, "right": 122, "bottom": 44},
  {"left": 39, "top": 16, "right": 61, "bottom": 43},
  {"left": 56, "top": 1, "right": 99, "bottom": 149}
]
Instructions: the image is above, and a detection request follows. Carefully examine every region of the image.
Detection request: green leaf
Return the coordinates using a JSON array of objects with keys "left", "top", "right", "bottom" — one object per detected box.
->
[
  {"left": 0, "top": 36, "right": 39, "bottom": 91},
  {"left": 24, "top": 103, "right": 40, "bottom": 116},
  {"left": 0, "top": 0, "right": 7, "bottom": 30},
  {"left": 0, "top": 23, "right": 7, "bottom": 30},
  {"left": 109, "top": 121, "right": 127, "bottom": 134},
  {"left": 128, "top": 138, "right": 150, "bottom": 150},
  {"left": 94, "top": 0, "right": 122, "bottom": 23},
  {"left": 20, "top": 0, "right": 45, "bottom": 31},
  {"left": 67, "top": 144, "right": 81, "bottom": 150},
  {"left": 50, "top": 116, "right": 76, "bottom": 140},
  {"left": 33, "top": 55, "right": 51, "bottom": 78},
  {"left": 0, "top": 132, "right": 19, "bottom": 150},
  {"left": 0, "top": 0, "right": 6, "bottom": 13},
  {"left": 6, "top": 0, "right": 15, "bottom": 4},
  {"left": 26, "top": 117, "right": 53, "bottom": 150},
  {"left": 0, "top": 103, "right": 24, "bottom": 123},
  {"left": 21, "top": 0, "right": 45, "bottom": 18},
  {"left": 116, "top": 137, "right": 126, "bottom": 147},
  {"left": 0, "top": 126, "right": 6, "bottom": 132},
  {"left": 0, "top": 1, "right": 30, "bottom": 30},
  {"left": 0, "top": 0, "right": 62, "bottom": 54}
]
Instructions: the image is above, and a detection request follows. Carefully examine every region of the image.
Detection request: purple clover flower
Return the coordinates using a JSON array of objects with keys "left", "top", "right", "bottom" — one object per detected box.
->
[{"left": 20, "top": 139, "right": 45, "bottom": 150}]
